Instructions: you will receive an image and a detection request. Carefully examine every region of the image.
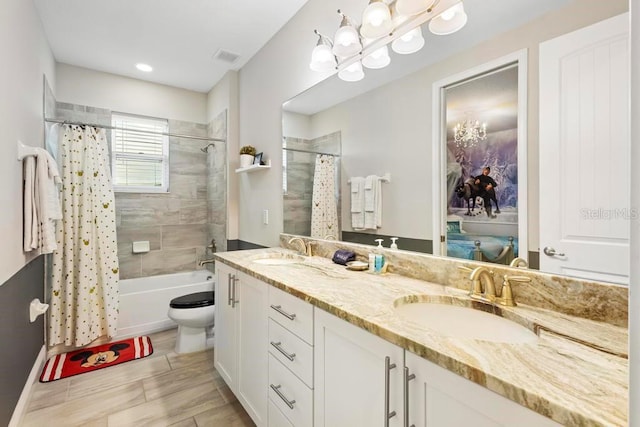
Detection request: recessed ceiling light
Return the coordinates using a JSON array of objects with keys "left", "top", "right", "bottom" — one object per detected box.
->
[{"left": 136, "top": 63, "right": 153, "bottom": 72}]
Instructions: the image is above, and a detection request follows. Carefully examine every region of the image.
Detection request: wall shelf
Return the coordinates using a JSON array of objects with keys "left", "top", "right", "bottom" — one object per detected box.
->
[{"left": 235, "top": 160, "right": 271, "bottom": 174}]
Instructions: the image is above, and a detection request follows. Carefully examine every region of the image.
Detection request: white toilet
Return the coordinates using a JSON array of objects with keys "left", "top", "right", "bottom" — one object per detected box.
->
[{"left": 167, "top": 291, "right": 215, "bottom": 354}]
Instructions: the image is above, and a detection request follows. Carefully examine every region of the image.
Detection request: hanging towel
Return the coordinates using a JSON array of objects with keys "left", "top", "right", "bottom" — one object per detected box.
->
[
  {"left": 35, "top": 147, "right": 62, "bottom": 253},
  {"left": 350, "top": 176, "right": 365, "bottom": 229},
  {"left": 310, "top": 155, "right": 339, "bottom": 239},
  {"left": 23, "top": 147, "right": 62, "bottom": 254},
  {"left": 363, "top": 175, "right": 382, "bottom": 229},
  {"left": 23, "top": 156, "right": 38, "bottom": 251}
]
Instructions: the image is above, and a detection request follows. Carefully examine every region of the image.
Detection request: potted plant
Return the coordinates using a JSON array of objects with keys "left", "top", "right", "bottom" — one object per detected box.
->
[{"left": 239, "top": 145, "right": 257, "bottom": 168}]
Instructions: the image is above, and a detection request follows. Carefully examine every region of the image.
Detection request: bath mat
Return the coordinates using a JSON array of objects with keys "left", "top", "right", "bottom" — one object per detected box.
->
[{"left": 39, "top": 336, "right": 153, "bottom": 382}]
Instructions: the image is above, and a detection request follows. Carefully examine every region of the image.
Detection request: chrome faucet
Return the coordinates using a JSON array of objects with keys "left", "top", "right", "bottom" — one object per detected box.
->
[
  {"left": 288, "top": 237, "right": 312, "bottom": 256},
  {"left": 199, "top": 259, "right": 215, "bottom": 267}
]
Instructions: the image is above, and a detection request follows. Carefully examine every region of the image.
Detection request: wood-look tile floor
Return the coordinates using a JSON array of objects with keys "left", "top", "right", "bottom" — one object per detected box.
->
[{"left": 20, "top": 329, "right": 255, "bottom": 427}]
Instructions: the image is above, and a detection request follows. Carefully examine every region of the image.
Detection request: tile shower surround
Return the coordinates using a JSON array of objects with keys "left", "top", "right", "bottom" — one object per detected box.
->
[{"left": 54, "top": 103, "right": 227, "bottom": 279}]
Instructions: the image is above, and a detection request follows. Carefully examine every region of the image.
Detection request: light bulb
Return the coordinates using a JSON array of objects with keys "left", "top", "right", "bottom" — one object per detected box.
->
[
  {"left": 391, "top": 27, "right": 425, "bottom": 55},
  {"left": 310, "top": 44, "right": 337, "bottom": 72},
  {"left": 362, "top": 45, "right": 391, "bottom": 69},
  {"left": 338, "top": 61, "right": 365, "bottom": 82},
  {"left": 360, "top": 1, "right": 393, "bottom": 39},
  {"left": 429, "top": 3, "right": 468, "bottom": 35}
]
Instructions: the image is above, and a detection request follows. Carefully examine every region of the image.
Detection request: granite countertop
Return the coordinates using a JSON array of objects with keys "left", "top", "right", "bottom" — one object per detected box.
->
[{"left": 214, "top": 248, "right": 628, "bottom": 427}]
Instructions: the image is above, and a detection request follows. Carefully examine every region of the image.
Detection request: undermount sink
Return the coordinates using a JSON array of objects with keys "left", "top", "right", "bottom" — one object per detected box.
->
[
  {"left": 251, "top": 253, "right": 305, "bottom": 265},
  {"left": 394, "top": 296, "right": 538, "bottom": 344}
]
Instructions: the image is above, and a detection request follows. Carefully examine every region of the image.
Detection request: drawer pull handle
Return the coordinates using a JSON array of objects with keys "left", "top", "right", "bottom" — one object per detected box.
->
[
  {"left": 270, "top": 384, "right": 296, "bottom": 409},
  {"left": 270, "top": 304, "right": 296, "bottom": 320},
  {"left": 270, "top": 341, "right": 296, "bottom": 361}
]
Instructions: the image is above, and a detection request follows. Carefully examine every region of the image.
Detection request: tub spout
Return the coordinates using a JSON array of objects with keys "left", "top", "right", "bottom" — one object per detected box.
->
[{"left": 199, "top": 259, "right": 215, "bottom": 267}]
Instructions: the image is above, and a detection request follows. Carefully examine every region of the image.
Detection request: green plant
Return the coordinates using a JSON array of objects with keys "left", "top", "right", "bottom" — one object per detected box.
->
[{"left": 239, "top": 145, "right": 256, "bottom": 156}]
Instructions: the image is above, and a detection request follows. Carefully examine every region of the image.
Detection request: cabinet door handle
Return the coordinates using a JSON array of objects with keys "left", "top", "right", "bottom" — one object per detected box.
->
[
  {"left": 270, "top": 384, "right": 296, "bottom": 409},
  {"left": 227, "top": 274, "right": 233, "bottom": 306},
  {"left": 403, "top": 367, "right": 416, "bottom": 427},
  {"left": 384, "top": 356, "right": 397, "bottom": 426},
  {"left": 270, "top": 304, "right": 296, "bottom": 320},
  {"left": 231, "top": 276, "right": 239, "bottom": 308},
  {"left": 270, "top": 341, "right": 296, "bottom": 361}
]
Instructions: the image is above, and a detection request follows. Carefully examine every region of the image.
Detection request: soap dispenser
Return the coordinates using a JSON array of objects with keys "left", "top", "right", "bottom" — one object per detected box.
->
[{"left": 390, "top": 237, "right": 399, "bottom": 250}]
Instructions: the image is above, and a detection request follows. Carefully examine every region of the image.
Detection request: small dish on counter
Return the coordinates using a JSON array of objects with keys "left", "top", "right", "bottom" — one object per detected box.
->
[{"left": 346, "top": 261, "right": 369, "bottom": 271}]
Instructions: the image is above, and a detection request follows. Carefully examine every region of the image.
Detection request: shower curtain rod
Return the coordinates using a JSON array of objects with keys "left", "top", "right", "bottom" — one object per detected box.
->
[
  {"left": 44, "top": 118, "right": 226, "bottom": 143},
  {"left": 282, "top": 146, "right": 340, "bottom": 157}
]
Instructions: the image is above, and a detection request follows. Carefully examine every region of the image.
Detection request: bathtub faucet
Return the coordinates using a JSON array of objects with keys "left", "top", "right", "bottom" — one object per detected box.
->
[{"left": 199, "top": 259, "right": 215, "bottom": 267}]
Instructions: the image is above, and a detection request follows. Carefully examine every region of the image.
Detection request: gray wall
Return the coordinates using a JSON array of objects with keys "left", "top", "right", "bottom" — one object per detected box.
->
[{"left": 0, "top": 257, "right": 44, "bottom": 426}]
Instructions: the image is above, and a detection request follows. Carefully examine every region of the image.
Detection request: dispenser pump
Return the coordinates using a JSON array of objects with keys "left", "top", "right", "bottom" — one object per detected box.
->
[
  {"left": 390, "top": 237, "right": 398, "bottom": 250},
  {"left": 375, "top": 239, "right": 384, "bottom": 248}
]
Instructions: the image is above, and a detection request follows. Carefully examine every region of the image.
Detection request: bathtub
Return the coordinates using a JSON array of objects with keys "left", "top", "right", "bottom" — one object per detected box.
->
[{"left": 118, "top": 270, "right": 214, "bottom": 338}]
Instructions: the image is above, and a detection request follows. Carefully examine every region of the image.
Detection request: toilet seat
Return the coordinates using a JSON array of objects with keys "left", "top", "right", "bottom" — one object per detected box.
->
[{"left": 169, "top": 291, "right": 215, "bottom": 309}]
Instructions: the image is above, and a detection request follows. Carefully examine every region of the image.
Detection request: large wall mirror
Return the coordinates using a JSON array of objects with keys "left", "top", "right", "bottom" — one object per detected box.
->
[{"left": 281, "top": 0, "right": 629, "bottom": 284}]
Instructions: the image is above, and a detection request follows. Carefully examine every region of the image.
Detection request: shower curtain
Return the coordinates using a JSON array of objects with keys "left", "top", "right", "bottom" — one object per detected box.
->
[
  {"left": 310, "top": 154, "right": 339, "bottom": 239},
  {"left": 49, "top": 125, "right": 119, "bottom": 347}
]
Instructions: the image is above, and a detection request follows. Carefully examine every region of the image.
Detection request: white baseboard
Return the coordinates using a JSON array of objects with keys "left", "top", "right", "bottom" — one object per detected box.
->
[
  {"left": 9, "top": 345, "right": 46, "bottom": 427},
  {"left": 116, "top": 320, "right": 177, "bottom": 340}
]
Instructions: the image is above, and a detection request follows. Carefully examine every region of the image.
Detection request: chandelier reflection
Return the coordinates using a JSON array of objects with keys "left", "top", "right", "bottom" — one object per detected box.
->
[{"left": 453, "top": 118, "right": 487, "bottom": 148}]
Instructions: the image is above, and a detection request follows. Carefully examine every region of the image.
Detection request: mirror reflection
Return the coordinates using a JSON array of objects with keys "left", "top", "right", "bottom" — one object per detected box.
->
[{"left": 281, "top": 0, "right": 629, "bottom": 284}]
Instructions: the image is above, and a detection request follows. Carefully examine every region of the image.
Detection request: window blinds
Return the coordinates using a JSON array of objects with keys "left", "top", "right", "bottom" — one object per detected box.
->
[{"left": 111, "top": 113, "right": 169, "bottom": 192}]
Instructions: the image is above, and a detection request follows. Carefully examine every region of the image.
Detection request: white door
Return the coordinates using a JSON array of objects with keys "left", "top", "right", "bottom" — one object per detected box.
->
[
  {"left": 214, "top": 263, "right": 238, "bottom": 391},
  {"left": 539, "top": 13, "right": 630, "bottom": 284},
  {"left": 237, "top": 271, "right": 268, "bottom": 426},
  {"left": 314, "top": 309, "right": 404, "bottom": 427}
]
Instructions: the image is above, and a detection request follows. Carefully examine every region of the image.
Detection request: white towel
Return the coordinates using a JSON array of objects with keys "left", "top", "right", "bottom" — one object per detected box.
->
[
  {"left": 23, "top": 156, "right": 38, "bottom": 251},
  {"left": 363, "top": 175, "right": 383, "bottom": 229},
  {"left": 35, "top": 148, "right": 61, "bottom": 253},
  {"left": 350, "top": 177, "right": 365, "bottom": 229}
]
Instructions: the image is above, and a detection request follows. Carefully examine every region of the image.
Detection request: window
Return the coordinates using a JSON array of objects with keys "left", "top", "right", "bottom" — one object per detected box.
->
[{"left": 111, "top": 113, "right": 169, "bottom": 193}]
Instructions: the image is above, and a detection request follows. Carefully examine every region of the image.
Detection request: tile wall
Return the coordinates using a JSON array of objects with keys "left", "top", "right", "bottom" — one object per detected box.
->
[{"left": 52, "top": 102, "right": 227, "bottom": 279}]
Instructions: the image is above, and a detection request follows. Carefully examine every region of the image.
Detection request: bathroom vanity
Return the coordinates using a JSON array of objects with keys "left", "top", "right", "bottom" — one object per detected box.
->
[{"left": 213, "top": 238, "right": 628, "bottom": 427}]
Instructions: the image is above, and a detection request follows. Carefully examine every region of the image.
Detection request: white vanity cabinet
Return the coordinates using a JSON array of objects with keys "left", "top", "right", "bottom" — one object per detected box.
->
[
  {"left": 405, "top": 349, "right": 562, "bottom": 427},
  {"left": 268, "top": 286, "right": 315, "bottom": 427},
  {"left": 215, "top": 262, "right": 268, "bottom": 426},
  {"left": 314, "top": 308, "right": 405, "bottom": 427}
]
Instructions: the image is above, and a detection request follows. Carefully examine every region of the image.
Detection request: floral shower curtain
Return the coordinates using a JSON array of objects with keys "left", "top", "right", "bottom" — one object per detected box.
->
[
  {"left": 49, "top": 125, "right": 119, "bottom": 347},
  {"left": 310, "top": 154, "right": 339, "bottom": 239}
]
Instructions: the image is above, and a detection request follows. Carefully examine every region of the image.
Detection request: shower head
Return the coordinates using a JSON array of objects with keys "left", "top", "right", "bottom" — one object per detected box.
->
[{"left": 201, "top": 143, "right": 215, "bottom": 153}]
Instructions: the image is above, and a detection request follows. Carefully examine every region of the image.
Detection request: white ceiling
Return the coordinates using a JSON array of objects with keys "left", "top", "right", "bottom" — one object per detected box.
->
[{"left": 34, "top": 0, "right": 310, "bottom": 93}]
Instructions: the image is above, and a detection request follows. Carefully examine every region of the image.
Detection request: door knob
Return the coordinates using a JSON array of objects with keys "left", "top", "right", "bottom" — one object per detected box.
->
[{"left": 543, "top": 246, "right": 565, "bottom": 257}]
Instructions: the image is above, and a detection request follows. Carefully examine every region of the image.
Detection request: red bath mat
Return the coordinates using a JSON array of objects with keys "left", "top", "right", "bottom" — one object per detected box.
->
[{"left": 39, "top": 336, "right": 153, "bottom": 382}]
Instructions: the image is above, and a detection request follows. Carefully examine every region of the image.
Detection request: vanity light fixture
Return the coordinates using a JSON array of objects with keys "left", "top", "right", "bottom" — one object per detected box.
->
[
  {"left": 338, "top": 61, "right": 365, "bottom": 82},
  {"left": 311, "top": 0, "right": 468, "bottom": 82},
  {"left": 391, "top": 27, "right": 425, "bottom": 54},
  {"left": 360, "top": 0, "right": 394, "bottom": 39},
  {"left": 396, "top": 0, "right": 437, "bottom": 17},
  {"left": 429, "top": 2, "right": 468, "bottom": 35},
  {"left": 362, "top": 44, "right": 391, "bottom": 69},
  {"left": 453, "top": 116, "right": 487, "bottom": 148},
  {"left": 135, "top": 63, "right": 153, "bottom": 72},
  {"left": 310, "top": 30, "right": 338, "bottom": 72},
  {"left": 332, "top": 12, "right": 362, "bottom": 57}
]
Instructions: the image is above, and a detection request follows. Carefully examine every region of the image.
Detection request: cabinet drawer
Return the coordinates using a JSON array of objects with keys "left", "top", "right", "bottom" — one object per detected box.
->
[
  {"left": 268, "top": 286, "right": 313, "bottom": 344},
  {"left": 269, "top": 354, "right": 313, "bottom": 427},
  {"left": 269, "top": 319, "right": 313, "bottom": 388},
  {"left": 269, "top": 399, "right": 294, "bottom": 427}
]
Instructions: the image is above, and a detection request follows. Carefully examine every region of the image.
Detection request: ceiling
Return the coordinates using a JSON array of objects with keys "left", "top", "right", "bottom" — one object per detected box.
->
[{"left": 34, "top": 0, "right": 310, "bottom": 93}]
